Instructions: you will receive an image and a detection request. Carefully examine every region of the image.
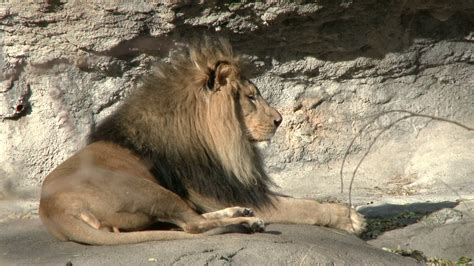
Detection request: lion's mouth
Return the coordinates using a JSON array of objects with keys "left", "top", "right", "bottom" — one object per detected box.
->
[
  {"left": 247, "top": 130, "right": 275, "bottom": 148},
  {"left": 252, "top": 140, "right": 271, "bottom": 150}
]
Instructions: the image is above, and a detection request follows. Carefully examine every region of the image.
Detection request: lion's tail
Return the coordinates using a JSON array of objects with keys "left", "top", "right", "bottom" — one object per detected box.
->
[{"left": 42, "top": 213, "right": 240, "bottom": 245}]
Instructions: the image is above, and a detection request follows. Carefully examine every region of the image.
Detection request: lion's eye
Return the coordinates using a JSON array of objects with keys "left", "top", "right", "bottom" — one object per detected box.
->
[{"left": 247, "top": 94, "right": 256, "bottom": 101}]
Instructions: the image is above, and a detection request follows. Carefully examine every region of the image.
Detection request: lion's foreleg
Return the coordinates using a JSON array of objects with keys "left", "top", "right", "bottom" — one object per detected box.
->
[
  {"left": 202, "top": 207, "right": 255, "bottom": 219},
  {"left": 255, "top": 196, "right": 366, "bottom": 235},
  {"left": 184, "top": 216, "right": 265, "bottom": 234}
]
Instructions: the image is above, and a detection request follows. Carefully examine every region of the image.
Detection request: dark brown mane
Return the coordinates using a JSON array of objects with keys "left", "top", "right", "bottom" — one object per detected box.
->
[{"left": 88, "top": 38, "right": 274, "bottom": 210}]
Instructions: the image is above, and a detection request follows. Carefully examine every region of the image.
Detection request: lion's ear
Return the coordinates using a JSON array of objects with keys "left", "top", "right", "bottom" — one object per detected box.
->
[
  {"left": 207, "top": 61, "right": 234, "bottom": 91},
  {"left": 215, "top": 62, "right": 234, "bottom": 87}
]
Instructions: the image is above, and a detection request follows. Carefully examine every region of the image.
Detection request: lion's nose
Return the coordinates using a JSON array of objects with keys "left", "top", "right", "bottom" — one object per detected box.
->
[{"left": 274, "top": 114, "right": 283, "bottom": 128}]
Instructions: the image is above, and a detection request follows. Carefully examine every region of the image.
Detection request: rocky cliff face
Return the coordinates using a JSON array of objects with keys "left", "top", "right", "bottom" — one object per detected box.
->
[{"left": 1, "top": 1, "right": 473, "bottom": 199}]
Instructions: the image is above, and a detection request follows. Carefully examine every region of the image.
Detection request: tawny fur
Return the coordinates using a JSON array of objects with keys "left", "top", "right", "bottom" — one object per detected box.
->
[
  {"left": 39, "top": 38, "right": 366, "bottom": 245},
  {"left": 88, "top": 38, "right": 273, "bottom": 208}
]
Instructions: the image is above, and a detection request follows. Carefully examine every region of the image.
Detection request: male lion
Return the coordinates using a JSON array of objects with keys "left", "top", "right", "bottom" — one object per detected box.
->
[{"left": 39, "top": 39, "right": 365, "bottom": 245}]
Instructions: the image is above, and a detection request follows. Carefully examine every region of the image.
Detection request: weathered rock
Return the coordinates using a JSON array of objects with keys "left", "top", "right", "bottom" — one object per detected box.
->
[
  {"left": 1, "top": 1, "right": 473, "bottom": 195},
  {"left": 0, "top": 219, "right": 418, "bottom": 265},
  {"left": 0, "top": 0, "right": 473, "bottom": 263},
  {"left": 366, "top": 200, "right": 474, "bottom": 261},
  {"left": 369, "top": 218, "right": 474, "bottom": 261}
]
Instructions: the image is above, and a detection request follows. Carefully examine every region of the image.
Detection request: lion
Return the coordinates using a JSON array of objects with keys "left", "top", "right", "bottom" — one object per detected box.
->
[{"left": 39, "top": 38, "right": 366, "bottom": 245}]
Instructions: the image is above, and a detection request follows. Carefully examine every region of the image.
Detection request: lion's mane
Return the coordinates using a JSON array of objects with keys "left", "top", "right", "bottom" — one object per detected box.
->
[{"left": 88, "top": 39, "right": 274, "bottom": 209}]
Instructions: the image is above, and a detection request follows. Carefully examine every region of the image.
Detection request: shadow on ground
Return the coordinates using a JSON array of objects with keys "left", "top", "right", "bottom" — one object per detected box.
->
[{"left": 358, "top": 201, "right": 459, "bottom": 240}]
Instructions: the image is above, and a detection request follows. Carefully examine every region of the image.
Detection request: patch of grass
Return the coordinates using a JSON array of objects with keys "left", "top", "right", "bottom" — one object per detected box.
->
[
  {"left": 361, "top": 211, "right": 425, "bottom": 240},
  {"left": 383, "top": 247, "right": 472, "bottom": 265}
]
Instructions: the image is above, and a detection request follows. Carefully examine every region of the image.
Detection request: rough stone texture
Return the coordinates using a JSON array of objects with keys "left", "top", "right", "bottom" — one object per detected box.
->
[
  {"left": 368, "top": 201, "right": 474, "bottom": 261},
  {"left": 1, "top": 0, "right": 473, "bottom": 194},
  {"left": 0, "top": 220, "right": 418, "bottom": 265},
  {"left": 0, "top": 0, "right": 473, "bottom": 263}
]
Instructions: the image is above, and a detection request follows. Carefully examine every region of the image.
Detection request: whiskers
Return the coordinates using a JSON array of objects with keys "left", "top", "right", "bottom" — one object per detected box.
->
[{"left": 245, "top": 125, "right": 277, "bottom": 142}]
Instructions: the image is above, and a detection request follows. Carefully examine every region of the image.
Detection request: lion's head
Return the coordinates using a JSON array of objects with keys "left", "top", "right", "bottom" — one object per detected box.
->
[
  {"left": 89, "top": 38, "right": 281, "bottom": 208},
  {"left": 204, "top": 60, "right": 282, "bottom": 144}
]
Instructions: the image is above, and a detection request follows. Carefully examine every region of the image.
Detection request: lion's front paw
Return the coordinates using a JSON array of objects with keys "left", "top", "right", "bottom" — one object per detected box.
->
[
  {"left": 320, "top": 203, "right": 367, "bottom": 235},
  {"left": 235, "top": 207, "right": 255, "bottom": 217},
  {"left": 244, "top": 217, "right": 265, "bottom": 233},
  {"left": 330, "top": 207, "right": 366, "bottom": 235},
  {"left": 341, "top": 209, "right": 366, "bottom": 235}
]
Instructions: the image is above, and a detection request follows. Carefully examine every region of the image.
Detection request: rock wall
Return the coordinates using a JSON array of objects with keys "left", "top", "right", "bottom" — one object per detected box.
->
[{"left": 1, "top": 1, "right": 473, "bottom": 199}]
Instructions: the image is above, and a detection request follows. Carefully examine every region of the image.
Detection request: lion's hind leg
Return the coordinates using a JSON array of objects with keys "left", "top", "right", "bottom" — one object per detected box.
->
[
  {"left": 79, "top": 210, "right": 101, "bottom": 230},
  {"left": 78, "top": 210, "right": 119, "bottom": 233},
  {"left": 80, "top": 210, "right": 150, "bottom": 233},
  {"left": 103, "top": 177, "right": 267, "bottom": 235}
]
